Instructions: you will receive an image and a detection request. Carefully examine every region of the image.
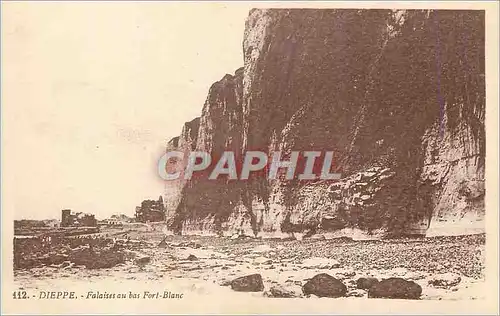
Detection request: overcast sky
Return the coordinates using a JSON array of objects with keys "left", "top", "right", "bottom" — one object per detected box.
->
[{"left": 2, "top": 2, "right": 251, "bottom": 220}]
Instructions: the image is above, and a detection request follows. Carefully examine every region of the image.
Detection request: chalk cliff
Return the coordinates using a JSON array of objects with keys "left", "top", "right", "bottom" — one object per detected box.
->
[{"left": 163, "top": 9, "right": 485, "bottom": 238}]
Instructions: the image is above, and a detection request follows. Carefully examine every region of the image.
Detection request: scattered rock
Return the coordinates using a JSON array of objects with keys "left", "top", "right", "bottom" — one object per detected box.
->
[
  {"left": 170, "top": 241, "right": 202, "bottom": 249},
  {"left": 428, "top": 273, "right": 462, "bottom": 287},
  {"left": 243, "top": 253, "right": 260, "bottom": 259},
  {"left": 231, "top": 274, "right": 264, "bottom": 292},
  {"left": 302, "top": 273, "right": 347, "bottom": 298},
  {"left": 301, "top": 257, "right": 341, "bottom": 269},
  {"left": 231, "top": 234, "right": 253, "bottom": 240},
  {"left": 70, "top": 247, "right": 126, "bottom": 269},
  {"left": 335, "top": 268, "right": 356, "bottom": 279},
  {"left": 61, "top": 261, "right": 75, "bottom": 269},
  {"left": 356, "top": 277, "right": 379, "bottom": 290},
  {"left": 368, "top": 278, "right": 422, "bottom": 299},
  {"left": 184, "top": 265, "right": 202, "bottom": 271},
  {"left": 190, "top": 242, "right": 202, "bottom": 249},
  {"left": 346, "top": 279, "right": 357, "bottom": 287},
  {"left": 347, "top": 289, "right": 367, "bottom": 297},
  {"left": 40, "top": 254, "right": 68, "bottom": 266},
  {"left": 264, "top": 284, "right": 302, "bottom": 298},
  {"left": 253, "top": 257, "right": 273, "bottom": 265}
]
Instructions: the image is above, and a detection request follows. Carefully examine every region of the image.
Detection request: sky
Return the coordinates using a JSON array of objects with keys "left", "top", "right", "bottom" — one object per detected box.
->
[{"left": 2, "top": 2, "right": 252, "bottom": 220}]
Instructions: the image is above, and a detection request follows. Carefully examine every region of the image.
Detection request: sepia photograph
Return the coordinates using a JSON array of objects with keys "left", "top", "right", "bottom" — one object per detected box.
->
[{"left": 1, "top": 1, "right": 498, "bottom": 315}]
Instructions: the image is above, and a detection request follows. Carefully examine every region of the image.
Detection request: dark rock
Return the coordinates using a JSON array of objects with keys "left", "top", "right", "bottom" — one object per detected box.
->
[
  {"left": 157, "top": 237, "right": 168, "bottom": 248},
  {"left": 70, "top": 247, "right": 126, "bottom": 269},
  {"left": 368, "top": 278, "right": 422, "bottom": 299},
  {"left": 302, "top": 273, "right": 347, "bottom": 298},
  {"left": 183, "top": 265, "right": 202, "bottom": 271},
  {"left": 357, "top": 277, "right": 379, "bottom": 290},
  {"left": 89, "top": 251, "right": 126, "bottom": 269},
  {"left": 231, "top": 274, "right": 264, "bottom": 292},
  {"left": 187, "top": 254, "right": 198, "bottom": 261}
]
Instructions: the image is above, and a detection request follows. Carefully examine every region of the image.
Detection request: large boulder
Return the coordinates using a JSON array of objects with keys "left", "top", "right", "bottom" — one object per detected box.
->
[
  {"left": 231, "top": 274, "right": 264, "bottom": 292},
  {"left": 302, "top": 273, "right": 347, "bottom": 298},
  {"left": 368, "top": 278, "right": 422, "bottom": 299}
]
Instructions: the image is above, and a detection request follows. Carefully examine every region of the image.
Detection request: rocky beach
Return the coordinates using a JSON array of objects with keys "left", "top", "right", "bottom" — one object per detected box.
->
[{"left": 14, "top": 224, "right": 485, "bottom": 301}]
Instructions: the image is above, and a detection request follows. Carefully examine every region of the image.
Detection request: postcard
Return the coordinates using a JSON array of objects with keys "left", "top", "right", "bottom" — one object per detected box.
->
[{"left": 1, "top": 1, "right": 498, "bottom": 315}]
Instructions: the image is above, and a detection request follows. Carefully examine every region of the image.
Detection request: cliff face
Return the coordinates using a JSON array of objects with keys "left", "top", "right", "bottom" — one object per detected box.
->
[
  {"left": 164, "top": 9, "right": 485, "bottom": 238},
  {"left": 164, "top": 69, "right": 246, "bottom": 234}
]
